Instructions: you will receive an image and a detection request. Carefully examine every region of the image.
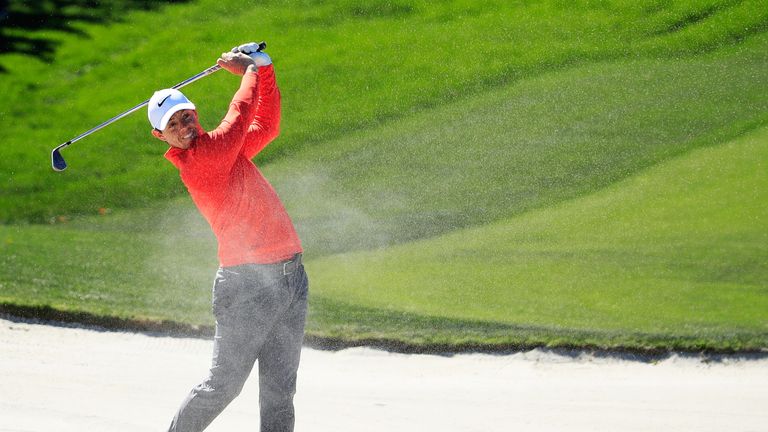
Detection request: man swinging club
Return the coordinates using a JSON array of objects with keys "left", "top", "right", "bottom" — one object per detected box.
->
[{"left": 148, "top": 43, "right": 307, "bottom": 432}]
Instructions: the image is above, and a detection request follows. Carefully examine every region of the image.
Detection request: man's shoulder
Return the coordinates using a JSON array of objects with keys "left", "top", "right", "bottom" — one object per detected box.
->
[{"left": 164, "top": 146, "right": 183, "bottom": 165}]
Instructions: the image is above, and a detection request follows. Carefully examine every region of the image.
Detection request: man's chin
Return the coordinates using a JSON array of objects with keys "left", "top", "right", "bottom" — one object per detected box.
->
[{"left": 183, "top": 132, "right": 199, "bottom": 147}]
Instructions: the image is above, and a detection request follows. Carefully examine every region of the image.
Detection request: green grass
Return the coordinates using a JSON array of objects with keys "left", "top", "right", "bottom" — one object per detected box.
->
[
  {"left": 2, "top": 123, "right": 765, "bottom": 351},
  {"left": 268, "top": 33, "right": 768, "bottom": 255},
  {"left": 306, "top": 125, "right": 768, "bottom": 350},
  {"left": 2, "top": 0, "right": 768, "bottom": 222},
  {"left": 0, "top": 206, "right": 215, "bottom": 323},
  {"left": 1, "top": 0, "right": 767, "bottom": 352}
]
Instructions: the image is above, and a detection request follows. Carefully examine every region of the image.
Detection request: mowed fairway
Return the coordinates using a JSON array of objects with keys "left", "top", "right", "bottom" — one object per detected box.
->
[
  {"left": 1, "top": 1, "right": 767, "bottom": 352},
  {"left": 307, "top": 124, "right": 768, "bottom": 350}
]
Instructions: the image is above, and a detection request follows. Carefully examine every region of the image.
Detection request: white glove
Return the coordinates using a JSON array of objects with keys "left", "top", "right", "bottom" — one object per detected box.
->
[{"left": 231, "top": 42, "right": 272, "bottom": 67}]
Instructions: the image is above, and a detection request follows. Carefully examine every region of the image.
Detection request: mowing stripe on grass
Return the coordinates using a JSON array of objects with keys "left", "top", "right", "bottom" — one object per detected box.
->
[{"left": 305, "top": 125, "right": 768, "bottom": 349}]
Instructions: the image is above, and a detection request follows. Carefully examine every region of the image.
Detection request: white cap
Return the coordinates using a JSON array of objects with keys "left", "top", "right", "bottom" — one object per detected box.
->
[{"left": 147, "top": 89, "right": 196, "bottom": 131}]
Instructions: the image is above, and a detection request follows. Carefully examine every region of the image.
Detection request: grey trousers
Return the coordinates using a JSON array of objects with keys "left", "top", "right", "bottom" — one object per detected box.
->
[{"left": 168, "top": 254, "right": 308, "bottom": 432}]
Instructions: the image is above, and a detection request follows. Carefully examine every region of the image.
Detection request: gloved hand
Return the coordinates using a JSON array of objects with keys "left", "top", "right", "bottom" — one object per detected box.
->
[
  {"left": 218, "top": 51, "right": 257, "bottom": 75},
  {"left": 231, "top": 42, "right": 272, "bottom": 67}
]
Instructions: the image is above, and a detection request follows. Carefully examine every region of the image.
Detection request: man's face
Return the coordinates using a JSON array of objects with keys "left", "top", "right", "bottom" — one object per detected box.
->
[{"left": 151, "top": 109, "right": 203, "bottom": 150}]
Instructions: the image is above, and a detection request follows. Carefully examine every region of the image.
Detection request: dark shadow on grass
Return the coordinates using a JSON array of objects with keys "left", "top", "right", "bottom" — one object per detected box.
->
[
  {"left": 0, "top": 0, "right": 192, "bottom": 72},
  {"left": 2, "top": 300, "right": 766, "bottom": 361},
  {"left": 652, "top": 3, "right": 730, "bottom": 36},
  {"left": 304, "top": 296, "right": 768, "bottom": 358},
  {"left": 0, "top": 302, "right": 214, "bottom": 337}
]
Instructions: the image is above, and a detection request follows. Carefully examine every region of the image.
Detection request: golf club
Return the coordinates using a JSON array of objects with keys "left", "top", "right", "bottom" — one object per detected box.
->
[{"left": 51, "top": 41, "right": 266, "bottom": 171}]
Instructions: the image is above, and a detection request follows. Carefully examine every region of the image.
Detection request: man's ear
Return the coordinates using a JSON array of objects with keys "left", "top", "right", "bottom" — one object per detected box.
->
[{"left": 151, "top": 129, "right": 166, "bottom": 141}]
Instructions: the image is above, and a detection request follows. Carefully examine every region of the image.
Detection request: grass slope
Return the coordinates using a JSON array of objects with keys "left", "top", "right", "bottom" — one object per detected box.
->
[
  {"left": 267, "top": 32, "right": 768, "bottom": 255},
  {"left": 1, "top": 0, "right": 767, "bottom": 222},
  {"left": 307, "top": 125, "right": 768, "bottom": 351},
  {"left": 1, "top": 31, "right": 766, "bottom": 349}
]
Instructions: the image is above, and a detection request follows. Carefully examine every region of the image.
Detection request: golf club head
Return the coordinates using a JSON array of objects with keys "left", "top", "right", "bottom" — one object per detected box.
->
[{"left": 52, "top": 147, "right": 67, "bottom": 171}]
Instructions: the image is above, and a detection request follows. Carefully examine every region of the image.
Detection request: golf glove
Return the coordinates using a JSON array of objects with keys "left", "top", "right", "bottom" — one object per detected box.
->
[{"left": 231, "top": 42, "right": 272, "bottom": 67}]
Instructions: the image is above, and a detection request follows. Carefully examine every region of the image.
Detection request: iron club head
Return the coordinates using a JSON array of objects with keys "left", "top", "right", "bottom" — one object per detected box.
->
[{"left": 52, "top": 146, "right": 68, "bottom": 171}]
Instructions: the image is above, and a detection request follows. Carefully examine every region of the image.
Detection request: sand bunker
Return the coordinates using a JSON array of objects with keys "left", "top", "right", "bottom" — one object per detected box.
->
[{"left": 1, "top": 317, "right": 766, "bottom": 432}]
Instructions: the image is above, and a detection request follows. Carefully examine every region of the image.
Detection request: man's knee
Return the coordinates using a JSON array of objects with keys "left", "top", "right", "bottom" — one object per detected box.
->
[
  {"left": 196, "top": 369, "right": 249, "bottom": 403},
  {"left": 259, "top": 377, "right": 295, "bottom": 409}
]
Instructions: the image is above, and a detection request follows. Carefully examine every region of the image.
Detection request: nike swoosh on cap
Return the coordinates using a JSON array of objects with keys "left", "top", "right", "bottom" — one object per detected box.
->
[{"left": 158, "top": 94, "right": 172, "bottom": 107}]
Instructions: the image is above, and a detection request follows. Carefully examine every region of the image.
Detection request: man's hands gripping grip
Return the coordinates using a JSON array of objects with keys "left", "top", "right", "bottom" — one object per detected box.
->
[
  {"left": 217, "top": 41, "right": 270, "bottom": 76},
  {"left": 231, "top": 42, "right": 272, "bottom": 67}
]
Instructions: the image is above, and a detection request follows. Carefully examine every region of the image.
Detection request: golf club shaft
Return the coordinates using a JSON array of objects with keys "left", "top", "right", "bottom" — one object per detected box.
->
[
  {"left": 51, "top": 40, "right": 266, "bottom": 171},
  {"left": 53, "top": 64, "right": 222, "bottom": 153}
]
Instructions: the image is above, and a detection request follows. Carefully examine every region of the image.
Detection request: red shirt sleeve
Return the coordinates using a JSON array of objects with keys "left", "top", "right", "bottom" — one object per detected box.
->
[{"left": 242, "top": 65, "right": 281, "bottom": 159}]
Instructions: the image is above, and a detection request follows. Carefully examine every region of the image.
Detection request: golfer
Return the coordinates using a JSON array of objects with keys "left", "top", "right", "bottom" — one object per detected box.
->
[{"left": 148, "top": 44, "right": 307, "bottom": 432}]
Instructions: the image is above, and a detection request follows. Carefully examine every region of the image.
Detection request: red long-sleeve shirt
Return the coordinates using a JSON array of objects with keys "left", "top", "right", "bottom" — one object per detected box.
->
[{"left": 165, "top": 65, "right": 302, "bottom": 266}]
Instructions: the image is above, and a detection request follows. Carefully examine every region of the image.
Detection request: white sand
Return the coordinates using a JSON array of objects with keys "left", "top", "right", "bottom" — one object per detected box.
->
[{"left": 1, "top": 317, "right": 766, "bottom": 432}]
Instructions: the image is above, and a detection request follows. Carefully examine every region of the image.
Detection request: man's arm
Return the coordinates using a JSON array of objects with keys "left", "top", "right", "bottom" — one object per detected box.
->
[
  {"left": 191, "top": 52, "right": 259, "bottom": 170},
  {"left": 242, "top": 64, "right": 281, "bottom": 159}
]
